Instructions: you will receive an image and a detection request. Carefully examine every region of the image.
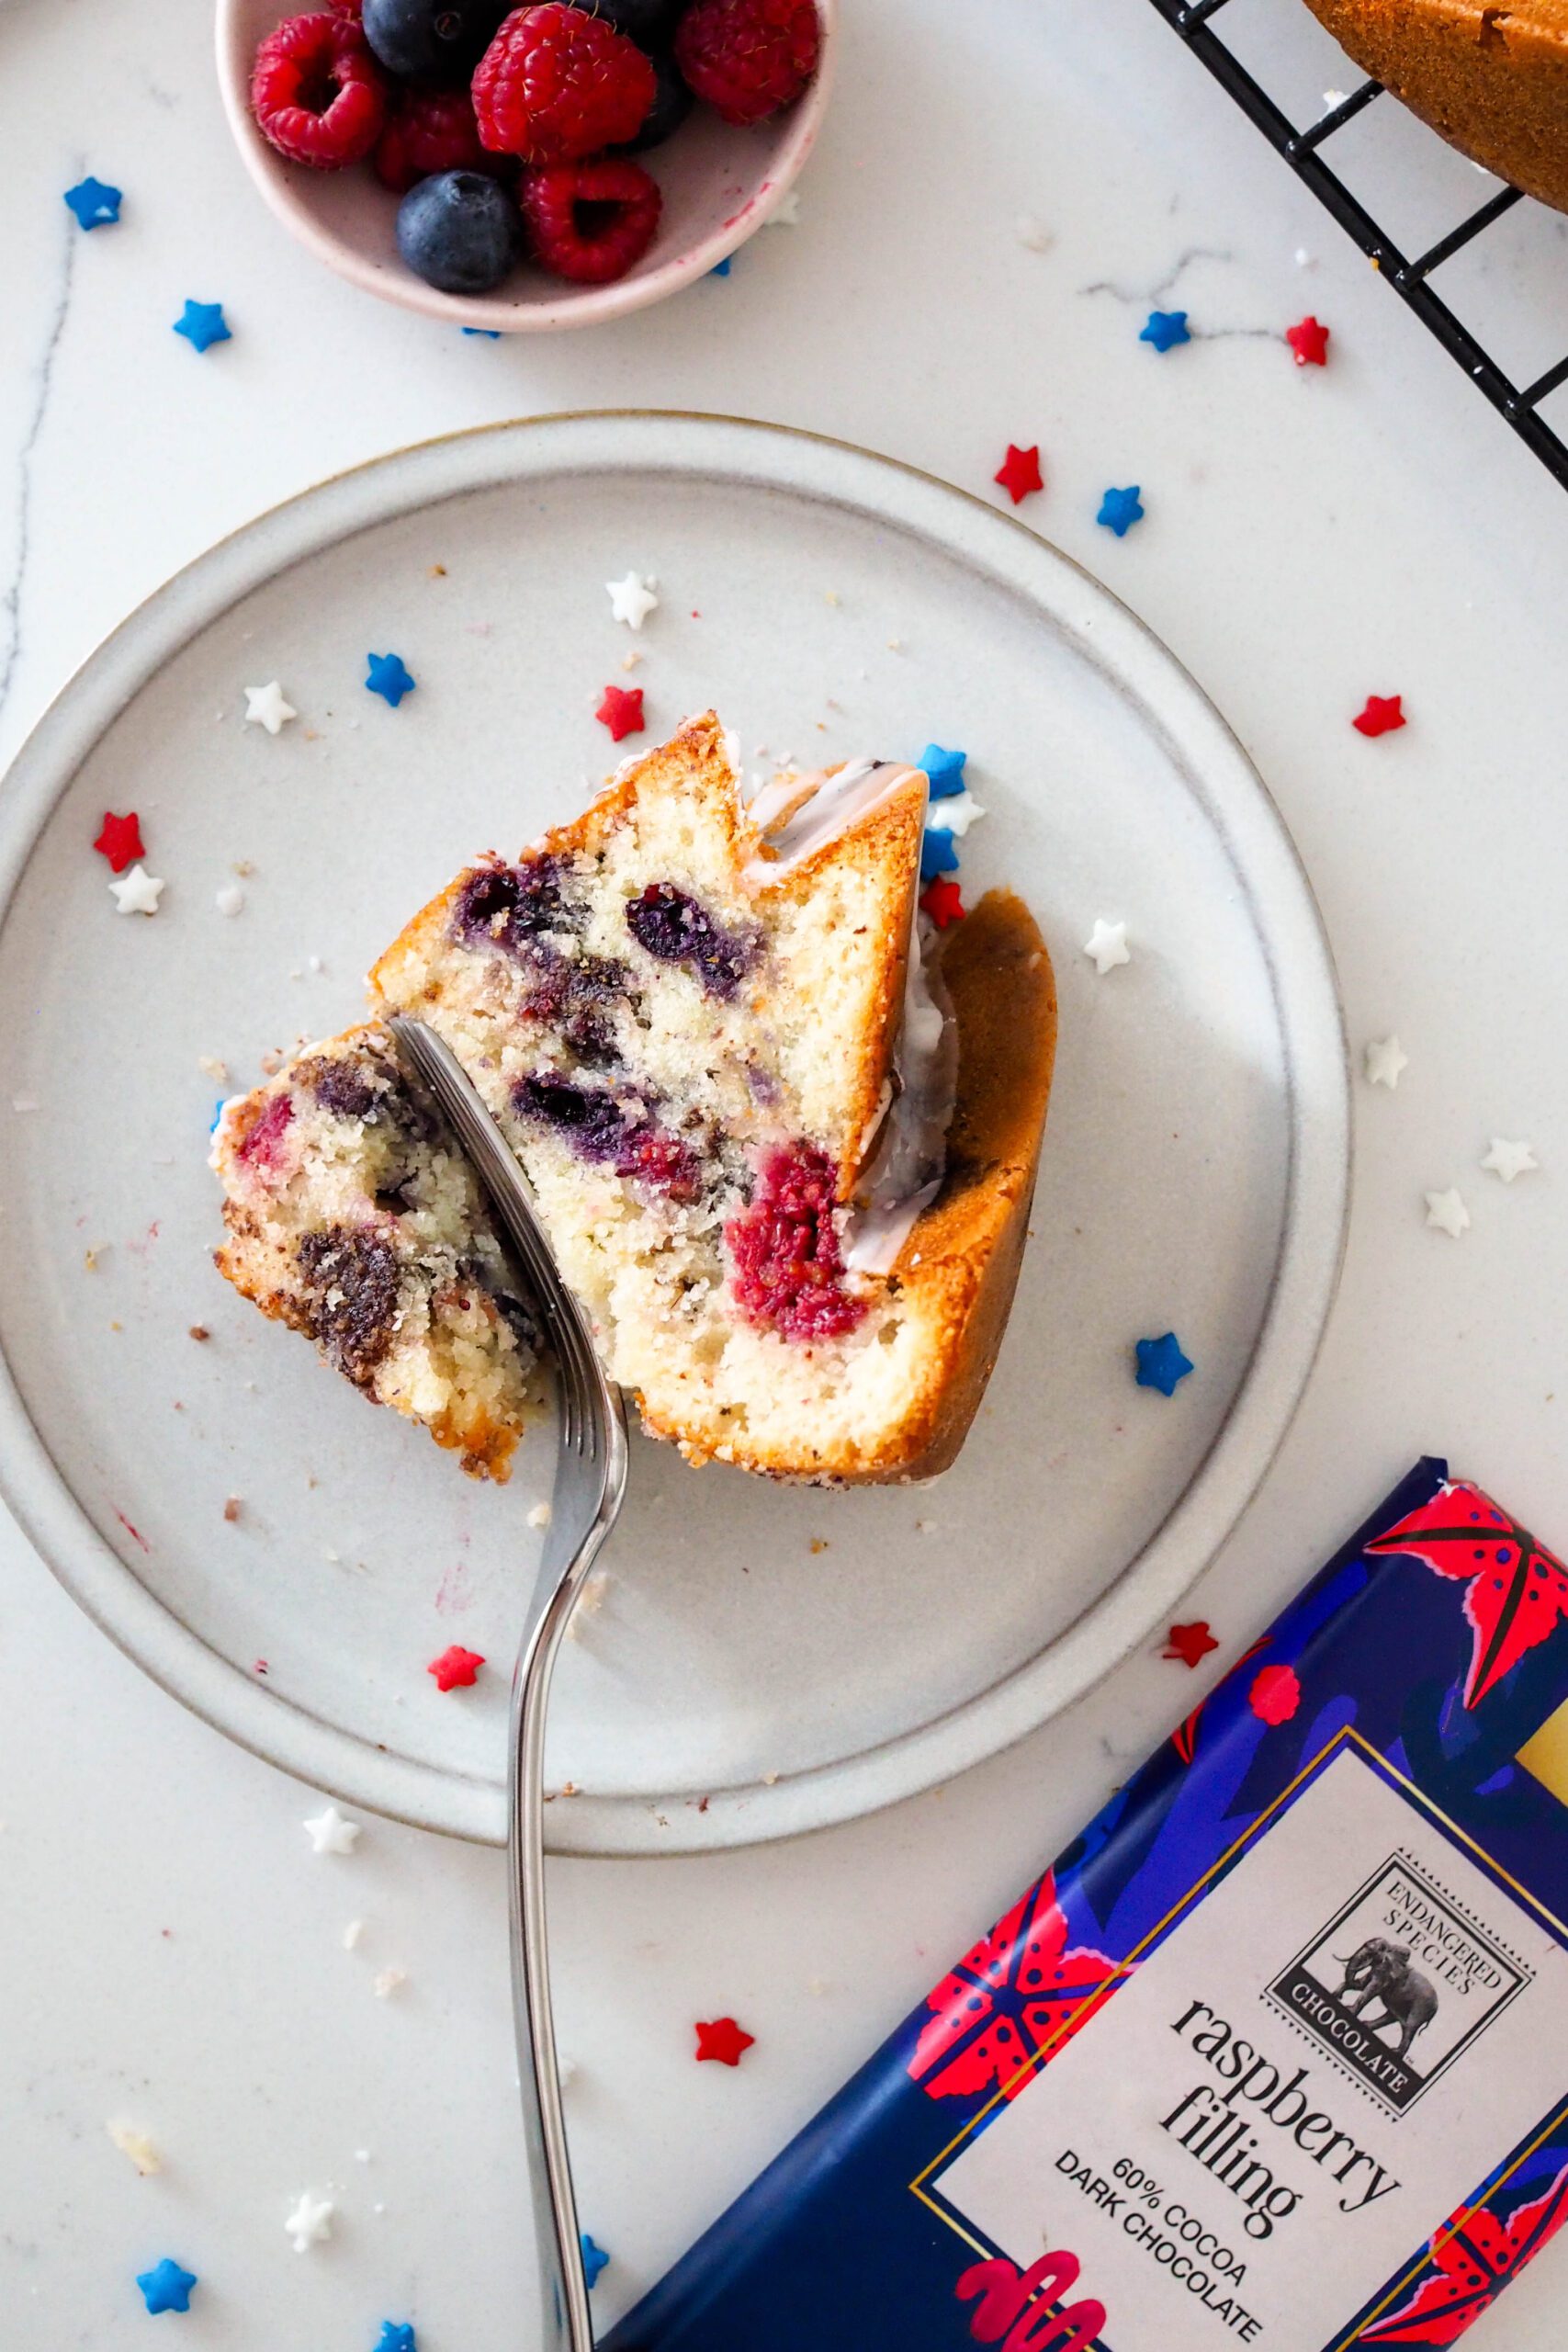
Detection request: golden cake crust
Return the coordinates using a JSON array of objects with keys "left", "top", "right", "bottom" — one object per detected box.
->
[
  {"left": 1299, "top": 0, "right": 1568, "bottom": 211},
  {"left": 639, "top": 888, "right": 1057, "bottom": 1484}
]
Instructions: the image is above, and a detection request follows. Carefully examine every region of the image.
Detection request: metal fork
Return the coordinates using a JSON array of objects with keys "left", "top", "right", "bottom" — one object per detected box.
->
[{"left": 389, "top": 1017, "right": 627, "bottom": 2352}]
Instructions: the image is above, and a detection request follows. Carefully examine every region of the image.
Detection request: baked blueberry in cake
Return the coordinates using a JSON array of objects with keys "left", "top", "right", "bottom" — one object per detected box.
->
[
  {"left": 368, "top": 712, "right": 1057, "bottom": 1483},
  {"left": 211, "top": 1024, "right": 539, "bottom": 1478}
]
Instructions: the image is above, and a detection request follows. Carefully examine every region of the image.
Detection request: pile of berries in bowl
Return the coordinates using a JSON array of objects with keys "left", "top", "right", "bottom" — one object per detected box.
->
[{"left": 220, "top": 0, "right": 829, "bottom": 327}]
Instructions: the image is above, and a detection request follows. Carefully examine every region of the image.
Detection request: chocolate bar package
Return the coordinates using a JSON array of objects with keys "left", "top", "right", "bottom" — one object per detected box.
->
[{"left": 607, "top": 1460, "right": 1568, "bottom": 2352}]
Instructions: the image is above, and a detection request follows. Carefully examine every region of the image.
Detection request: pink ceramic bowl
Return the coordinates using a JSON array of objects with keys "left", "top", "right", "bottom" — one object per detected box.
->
[{"left": 215, "top": 0, "right": 835, "bottom": 333}]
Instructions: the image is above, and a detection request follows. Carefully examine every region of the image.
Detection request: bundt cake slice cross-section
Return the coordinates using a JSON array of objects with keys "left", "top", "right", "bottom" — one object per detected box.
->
[
  {"left": 369, "top": 712, "right": 1056, "bottom": 1483},
  {"left": 211, "top": 1023, "right": 540, "bottom": 1479}
]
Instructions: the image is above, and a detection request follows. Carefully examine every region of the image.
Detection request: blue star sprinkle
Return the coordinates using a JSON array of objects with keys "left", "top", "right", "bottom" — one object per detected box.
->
[
  {"left": 366, "top": 652, "right": 416, "bottom": 707},
  {"left": 174, "top": 300, "right": 231, "bottom": 355},
  {"left": 136, "top": 2258, "right": 197, "bottom": 2315},
  {"left": 1135, "top": 1331, "right": 1194, "bottom": 1397},
  {"left": 1139, "top": 309, "right": 1190, "bottom": 353},
  {"left": 1097, "top": 484, "right": 1145, "bottom": 537},
  {"left": 919, "top": 828, "right": 959, "bottom": 881},
  {"left": 918, "top": 743, "right": 968, "bottom": 799},
  {"left": 708, "top": 256, "right": 732, "bottom": 277},
  {"left": 581, "top": 2234, "right": 611, "bottom": 2290},
  {"left": 375, "top": 2326, "right": 417, "bottom": 2352},
  {"left": 461, "top": 326, "right": 501, "bottom": 338},
  {"left": 65, "top": 175, "right": 122, "bottom": 230}
]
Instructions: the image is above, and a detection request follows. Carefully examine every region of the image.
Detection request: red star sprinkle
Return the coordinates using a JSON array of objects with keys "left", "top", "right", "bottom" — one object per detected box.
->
[
  {"left": 1163, "top": 1621, "right": 1219, "bottom": 1669},
  {"left": 428, "top": 1644, "right": 485, "bottom": 1691},
  {"left": 596, "top": 684, "right": 645, "bottom": 741},
  {"left": 1285, "top": 314, "right": 1330, "bottom": 366},
  {"left": 1353, "top": 693, "right": 1405, "bottom": 737},
  {"left": 1248, "top": 1661, "right": 1301, "bottom": 1725},
  {"left": 694, "top": 2017, "right": 755, "bottom": 2067},
  {"left": 94, "top": 810, "right": 145, "bottom": 873},
  {"left": 993, "top": 443, "right": 1044, "bottom": 504},
  {"left": 919, "top": 877, "right": 965, "bottom": 930}
]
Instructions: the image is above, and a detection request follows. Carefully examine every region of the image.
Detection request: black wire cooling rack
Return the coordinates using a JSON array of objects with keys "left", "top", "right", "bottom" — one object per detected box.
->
[{"left": 1146, "top": 0, "right": 1568, "bottom": 492}]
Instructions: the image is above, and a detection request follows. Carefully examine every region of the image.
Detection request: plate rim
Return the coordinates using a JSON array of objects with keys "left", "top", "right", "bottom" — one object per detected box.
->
[{"left": 0, "top": 411, "right": 1350, "bottom": 1855}]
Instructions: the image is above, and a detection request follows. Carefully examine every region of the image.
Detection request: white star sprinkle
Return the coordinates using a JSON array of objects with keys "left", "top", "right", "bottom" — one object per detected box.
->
[
  {"left": 1364, "top": 1035, "right": 1408, "bottom": 1089},
  {"left": 1015, "top": 214, "right": 1054, "bottom": 253},
  {"left": 1082, "top": 918, "right": 1130, "bottom": 975},
  {"left": 765, "top": 188, "right": 801, "bottom": 226},
  {"left": 1425, "top": 1188, "right": 1471, "bottom": 1238},
  {"left": 933, "top": 789, "right": 986, "bottom": 839},
  {"left": 108, "top": 865, "right": 164, "bottom": 916},
  {"left": 214, "top": 884, "right": 244, "bottom": 918},
  {"left": 244, "top": 682, "right": 298, "bottom": 735},
  {"left": 1482, "top": 1136, "right": 1538, "bottom": 1182},
  {"left": 302, "top": 1804, "right": 361, "bottom": 1855},
  {"left": 284, "top": 2191, "right": 335, "bottom": 2252},
  {"left": 606, "top": 571, "right": 659, "bottom": 629}
]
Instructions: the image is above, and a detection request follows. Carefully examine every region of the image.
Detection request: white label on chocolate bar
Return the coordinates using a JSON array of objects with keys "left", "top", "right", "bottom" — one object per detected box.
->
[{"left": 935, "top": 1748, "right": 1567, "bottom": 2351}]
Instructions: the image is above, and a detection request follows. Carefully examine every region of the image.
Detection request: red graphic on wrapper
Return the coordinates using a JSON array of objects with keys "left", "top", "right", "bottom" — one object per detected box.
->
[
  {"left": 956, "top": 2252, "right": 1107, "bottom": 2352},
  {"left": 1355, "top": 2163, "right": 1568, "bottom": 2344},
  {"left": 1365, "top": 1481, "right": 1568, "bottom": 1709},
  {"left": 1169, "top": 1636, "right": 1269, "bottom": 1764},
  {"left": 1248, "top": 1661, "right": 1302, "bottom": 1725},
  {"left": 907, "top": 1871, "right": 1118, "bottom": 2103}
]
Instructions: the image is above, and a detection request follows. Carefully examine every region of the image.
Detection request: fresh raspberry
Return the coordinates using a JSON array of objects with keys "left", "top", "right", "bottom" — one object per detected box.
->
[
  {"left": 674, "top": 0, "right": 819, "bottom": 126},
  {"left": 472, "top": 4, "right": 655, "bottom": 164},
  {"left": 251, "top": 12, "right": 389, "bottom": 169},
  {"left": 523, "top": 161, "right": 660, "bottom": 283},
  {"left": 374, "top": 88, "right": 491, "bottom": 192}
]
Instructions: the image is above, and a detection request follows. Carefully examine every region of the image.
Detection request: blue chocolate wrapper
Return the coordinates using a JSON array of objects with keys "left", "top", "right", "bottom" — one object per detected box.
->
[{"left": 608, "top": 1460, "right": 1568, "bottom": 2352}]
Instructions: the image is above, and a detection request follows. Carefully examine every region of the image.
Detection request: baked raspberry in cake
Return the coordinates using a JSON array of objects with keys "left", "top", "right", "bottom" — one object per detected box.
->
[
  {"left": 368, "top": 712, "right": 1057, "bottom": 1483},
  {"left": 211, "top": 1024, "right": 539, "bottom": 1478}
]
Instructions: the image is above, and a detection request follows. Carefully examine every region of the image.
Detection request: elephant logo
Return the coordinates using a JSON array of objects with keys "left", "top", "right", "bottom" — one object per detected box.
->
[
  {"left": 1329, "top": 1938, "right": 1439, "bottom": 2061},
  {"left": 1269, "top": 1853, "right": 1528, "bottom": 2116}
]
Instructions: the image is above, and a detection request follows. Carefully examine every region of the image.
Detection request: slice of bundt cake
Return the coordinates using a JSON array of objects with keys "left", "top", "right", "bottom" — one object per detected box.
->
[
  {"left": 368, "top": 712, "right": 1056, "bottom": 1483},
  {"left": 211, "top": 1023, "right": 539, "bottom": 1479}
]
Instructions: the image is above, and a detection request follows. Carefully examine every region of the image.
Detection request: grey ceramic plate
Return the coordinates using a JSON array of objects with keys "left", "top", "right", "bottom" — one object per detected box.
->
[{"left": 0, "top": 413, "right": 1348, "bottom": 1852}]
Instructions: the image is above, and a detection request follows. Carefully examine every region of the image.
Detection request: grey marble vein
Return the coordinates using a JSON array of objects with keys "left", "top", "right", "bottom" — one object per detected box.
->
[{"left": 0, "top": 192, "right": 77, "bottom": 732}]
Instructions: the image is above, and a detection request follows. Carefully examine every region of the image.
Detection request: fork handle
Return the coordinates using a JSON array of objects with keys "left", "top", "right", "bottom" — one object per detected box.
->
[{"left": 509, "top": 1532, "right": 614, "bottom": 2352}]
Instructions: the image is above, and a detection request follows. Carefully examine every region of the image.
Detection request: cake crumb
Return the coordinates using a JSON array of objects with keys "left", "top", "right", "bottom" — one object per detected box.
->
[
  {"left": 567, "top": 1566, "right": 610, "bottom": 1641},
  {"left": 823, "top": 589, "right": 840, "bottom": 606},
  {"left": 189, "top": 1325, "right": 209, "bottom": 1342},
  {"left": 107, "top": 2121, "right": 162, "bottom": 2177},
  {"left": 809, "top": 1537, "right": 829, "bottom": 1555},
  {"left": 373, "top": 1967, "right": 407, "bottom": 1999},
  {"left": 916, "top": 1518, "right": 936, "bottom": 1534},
  {"left": 343, "top": 1918, "right": 364, "bottom": 1951},
  {"left": 429, "top": 563, "right": 447, "bottom": 577},
  {"left": 526, "top": 1500, "right": 552, "bottom": 1529},
  {"left": 222, "top": 1495, "right": 242, "bottom": 1523},
  {"left": 197, "top": 1056, "right": 229, "bottom": 1083},
  {"left": 761, "top": 1770, "right": 781, "bottom": 1786},
  {"left": 620, "top": 649, "right": 645, "bottom": 672}
]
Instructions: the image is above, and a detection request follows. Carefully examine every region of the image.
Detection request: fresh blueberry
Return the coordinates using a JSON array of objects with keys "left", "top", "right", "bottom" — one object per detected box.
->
[
  {"left": 577, "top": 0, "right": 681, "bottom": 41},
  {"left": 397, "top": 170, "right": 525, "bottom": 294},
  {"left": 608, "top": 45, "right": 693, "bottom": 152},
  {"left": 363, "top": 0, "right": 510, "bottom": 85}
]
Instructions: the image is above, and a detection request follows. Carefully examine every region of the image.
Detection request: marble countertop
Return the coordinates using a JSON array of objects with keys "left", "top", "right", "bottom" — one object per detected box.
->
[{"left": 4, "top": 0, "right": 1568, "bottom": 2344}]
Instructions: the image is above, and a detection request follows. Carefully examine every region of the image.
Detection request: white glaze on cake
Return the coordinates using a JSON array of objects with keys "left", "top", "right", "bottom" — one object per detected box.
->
[{"left": 745, "top": 757, "right": 959, "bottom": 1276}]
